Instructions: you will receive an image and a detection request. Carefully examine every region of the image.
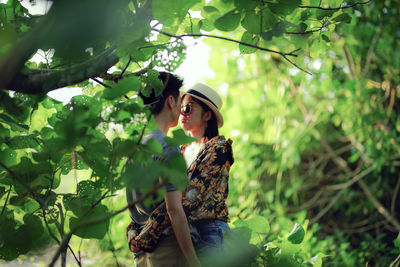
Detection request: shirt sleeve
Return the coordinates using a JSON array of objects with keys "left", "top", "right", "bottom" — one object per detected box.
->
[{"left": 135, "top": 138, "right": 233, "bottom": 252}]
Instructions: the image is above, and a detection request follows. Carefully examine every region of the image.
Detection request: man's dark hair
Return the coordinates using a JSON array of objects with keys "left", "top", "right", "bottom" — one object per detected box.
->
[
  {"left": 192, "top": 97, "right": 219, "bottom": 140},
  {"left": 139, "top": 71, "right": 183, "bottom": 115}
]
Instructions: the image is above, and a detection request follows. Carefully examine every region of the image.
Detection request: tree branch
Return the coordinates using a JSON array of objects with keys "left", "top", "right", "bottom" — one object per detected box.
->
[
  {"left": 91, "top": 77, "right": 111, "bottom": 88},
  {"left": 390, "top": 254, "right": 400, "bottom": 267},
  {"left": 299, "top": 1, "right": 370, "bottom": 10},
  {"left": 5, "top": 46, "right": 119, "bottom": 94},
  {"left": 320, "top": 138, "right": 400, "bottom": 232},
  {"left": 99, "top": 62, "right": 153, "bottom": 82},
  {"left": 358, "top": 179, "right": 400, "bottom": 232},
  {"left": 324, "top": 165, "right": 376, "bottom": 191},
  {"left": 152, "top": 29, "right": 312, "bottom": 75},
  {"left": 0, "top": 8, "right": 55, "bottom": 92}
]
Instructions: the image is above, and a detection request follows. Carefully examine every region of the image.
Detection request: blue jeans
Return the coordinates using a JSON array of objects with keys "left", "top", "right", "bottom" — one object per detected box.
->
[{"left": 193, "top": 220, "right": 229, "bottom": 258}]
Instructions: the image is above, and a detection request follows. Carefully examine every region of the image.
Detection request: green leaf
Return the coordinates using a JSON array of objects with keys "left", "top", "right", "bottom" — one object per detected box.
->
[
  {"left": 239, "top": 31, "right": 259, "bottom": 54},
  {"left": 69, "top": 204, "right": 109, "bottom": 239},
  {"left": 160, "top": 153, "right": 187, "bottom": 191},
  {"left": 146, "top": 69, "right": 163, "bottom": 97},
  {"left": 287, "top": 223, "right": 305, "bottom": 244},
  {"left": 0, "top": 144, "right": 17, "bottom": 170},
  {"left": 164, "top": 129, "right": 197, "bottom": 147},
  {"left": 261, "top": 21, "right": 292, "bottom": 41},
  {"left": 332, "top": 13, "right": 352, "bottom": 24},
  {"left": 199, "top": 18, "right": 215, "bottom": 32},
  {"left": 241, "top": 11, "right": 261, "bottom": 34},
  {"left": 0, "top": 114, "right": 28, "bottom": 132},
  {"left": 10, "top": 195, "right": 28, "bottom": 206},
  {"left": 104, "top": 76, "right": 141, "bottom": 100},
  {"left": 234, "top": 0, "right": 259, "bottom": 11},
  {"left": 214, "top": 9, "right": 241, "bottom": 32},
  {"left": 146, "top": 138, "right": 163, "bottom": 154},
  {"left": 0, "top": 124, "right": 9, "bottom": 142},
  {"left": 123, "top": 162, "right": 160, "bottom": 190},
  {"left": 246, "top": 215, "right": 270, "bottom": 234},
  {"left": 5, "top": 134, "right": 40, "bottom": 149},
  {"left": 315, "top": 8, "right": 335, "bottom": 20},
  {"left": 394, "top": 233, "right": 400, "bottom": 248},
  {"left": 303, "top": 253, "right": 328, "bottom": 267},
  {"left": 321, "top": 34, "right": 330, "bottom": 43},
  {"left": 268, "top": 0, "right": 301, "bottom": 16},
  {"left": 202, "top": 5, "right": 219, "bottom": 19}
]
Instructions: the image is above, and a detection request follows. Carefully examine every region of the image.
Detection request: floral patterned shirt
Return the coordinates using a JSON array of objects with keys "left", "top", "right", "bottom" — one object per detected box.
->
[{"left": 133, "top": 135, "right": 234, "bottom": 252}]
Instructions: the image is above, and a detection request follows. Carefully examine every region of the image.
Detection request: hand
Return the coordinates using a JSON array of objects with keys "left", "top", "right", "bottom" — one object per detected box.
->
[{"left": 129, "top": 238, "right": 141, "bottom": 253}]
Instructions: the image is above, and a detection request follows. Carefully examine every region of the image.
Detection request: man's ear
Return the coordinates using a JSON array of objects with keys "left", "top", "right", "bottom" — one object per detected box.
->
[
  {"left": 203, "top": 110, "right": 212, "bottom": 122},
  {"left": 166, "top": 95, "right": 174, "bottom": 109}
]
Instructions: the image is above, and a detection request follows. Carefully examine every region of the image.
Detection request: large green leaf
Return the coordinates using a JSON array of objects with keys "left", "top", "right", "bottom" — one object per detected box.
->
[
  {"left": 103, "top": 76, "right": 141, "bottom": 100},
  {"left": 164, "top": 128, "right": 197, "bottom": 147},
  {"left": 69, "top": 204, "right": 109, "bottom": 239},
  {"left": 214, "top": 9, "right": 241, "bottom": 32}
]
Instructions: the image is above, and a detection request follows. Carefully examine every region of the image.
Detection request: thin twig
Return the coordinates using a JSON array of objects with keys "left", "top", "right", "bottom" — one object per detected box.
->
[
  {"left": 107, "top": 231, "right": 121, "bottom": 267},
  {"left": 390, "top": 254, "right": 400, "bottom": 267},
  {"left": 299, "top": 1, "right": 370, "bottom": 10},
  {"left": 137, "top": 112, "right": 153, "bottom": 145},
  {"left": 67, "top": 245, "right": 82, "bottom": 267},
  {"left": 325, "top": 165, "right": 376, "bottom": 191},
  {"left": 358, "top": 179, "right": 400, "bottom": 232},
  {"left": 391, "top": 175, "right": 400, "bottom": 215},
  {"left": 310, "top": 190, "right": 345, "bottom": 223},
  {"left": 91, "top": 77, "right": 111, "bottom": 88},
  {"left": 1, "top": 185, "right": 12, "bottom": 216},
  {"left": 321, "top": 138, "right": 400, "bottom": 232},
  {"left": 152, "top": 29, "right": 312, "bottom": 75},
  {"left": 120, "top": 57, "right": 132, "bottom": 79}
]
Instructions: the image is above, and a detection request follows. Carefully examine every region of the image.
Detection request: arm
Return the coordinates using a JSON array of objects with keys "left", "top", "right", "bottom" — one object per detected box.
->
[{"left": 165, "top": 190, "right": 201, "bottom": 267}]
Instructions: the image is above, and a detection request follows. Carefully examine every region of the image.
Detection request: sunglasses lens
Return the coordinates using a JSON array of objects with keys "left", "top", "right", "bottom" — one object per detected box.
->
[{"left": 182, "top": 104, "right": 191, "bottom": 114}]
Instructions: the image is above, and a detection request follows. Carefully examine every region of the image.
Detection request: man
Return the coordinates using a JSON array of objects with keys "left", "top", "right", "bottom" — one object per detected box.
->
[{"left": 126, "top": 71, "right": 200, "bottom": 267}]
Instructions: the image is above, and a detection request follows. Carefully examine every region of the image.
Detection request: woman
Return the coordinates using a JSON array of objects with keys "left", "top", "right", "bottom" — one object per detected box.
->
[{"left": 133, "top": 83, "right": 234, "bottom": 263}]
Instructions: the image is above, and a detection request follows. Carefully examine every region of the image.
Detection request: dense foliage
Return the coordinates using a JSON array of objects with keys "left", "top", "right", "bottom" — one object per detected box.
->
[{"left": 0, "top": 0, "right": 399, "bottom": 266}]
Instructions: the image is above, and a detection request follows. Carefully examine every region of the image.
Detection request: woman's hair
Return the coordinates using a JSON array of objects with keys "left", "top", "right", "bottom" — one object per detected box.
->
[
  {"left": 139, "top": 72, "right": 183, "bottom": 115},
  {"left": 192, "top": 97, "right": 219, "bottom": 139}
]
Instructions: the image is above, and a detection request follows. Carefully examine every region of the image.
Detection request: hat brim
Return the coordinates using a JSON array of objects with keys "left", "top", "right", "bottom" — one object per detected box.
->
[{"left": 185, "top": 93, "right": 224, "bottom": 128}]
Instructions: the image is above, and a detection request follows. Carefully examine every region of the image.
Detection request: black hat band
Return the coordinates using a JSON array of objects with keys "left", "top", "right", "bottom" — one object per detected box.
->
[{"left": 186, "top": 89, "right": 218, "bottom": 109}]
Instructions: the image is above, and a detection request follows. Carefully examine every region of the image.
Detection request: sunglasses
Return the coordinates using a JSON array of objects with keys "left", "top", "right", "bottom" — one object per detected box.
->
[{"left": 181, "top": 103, "right": 193, "bottom": 115}]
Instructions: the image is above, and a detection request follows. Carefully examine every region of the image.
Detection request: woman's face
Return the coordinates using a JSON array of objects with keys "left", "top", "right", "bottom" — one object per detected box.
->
[{"left": 180, "top": 95, "right": 206, "bottom": 134}]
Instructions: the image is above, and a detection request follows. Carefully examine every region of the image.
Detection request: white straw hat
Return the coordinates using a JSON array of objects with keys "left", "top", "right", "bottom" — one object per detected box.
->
[{"left": 185, "top": 83, "right": 224, "bottom": 128}]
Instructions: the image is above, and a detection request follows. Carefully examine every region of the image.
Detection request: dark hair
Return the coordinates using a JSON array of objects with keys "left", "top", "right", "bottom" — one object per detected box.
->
[
  {"left": 139, "top": 71, "right": 183, "bottom": 115},
  {"left": 192, "top": 97, "right": 219, "bottom": 140}
]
